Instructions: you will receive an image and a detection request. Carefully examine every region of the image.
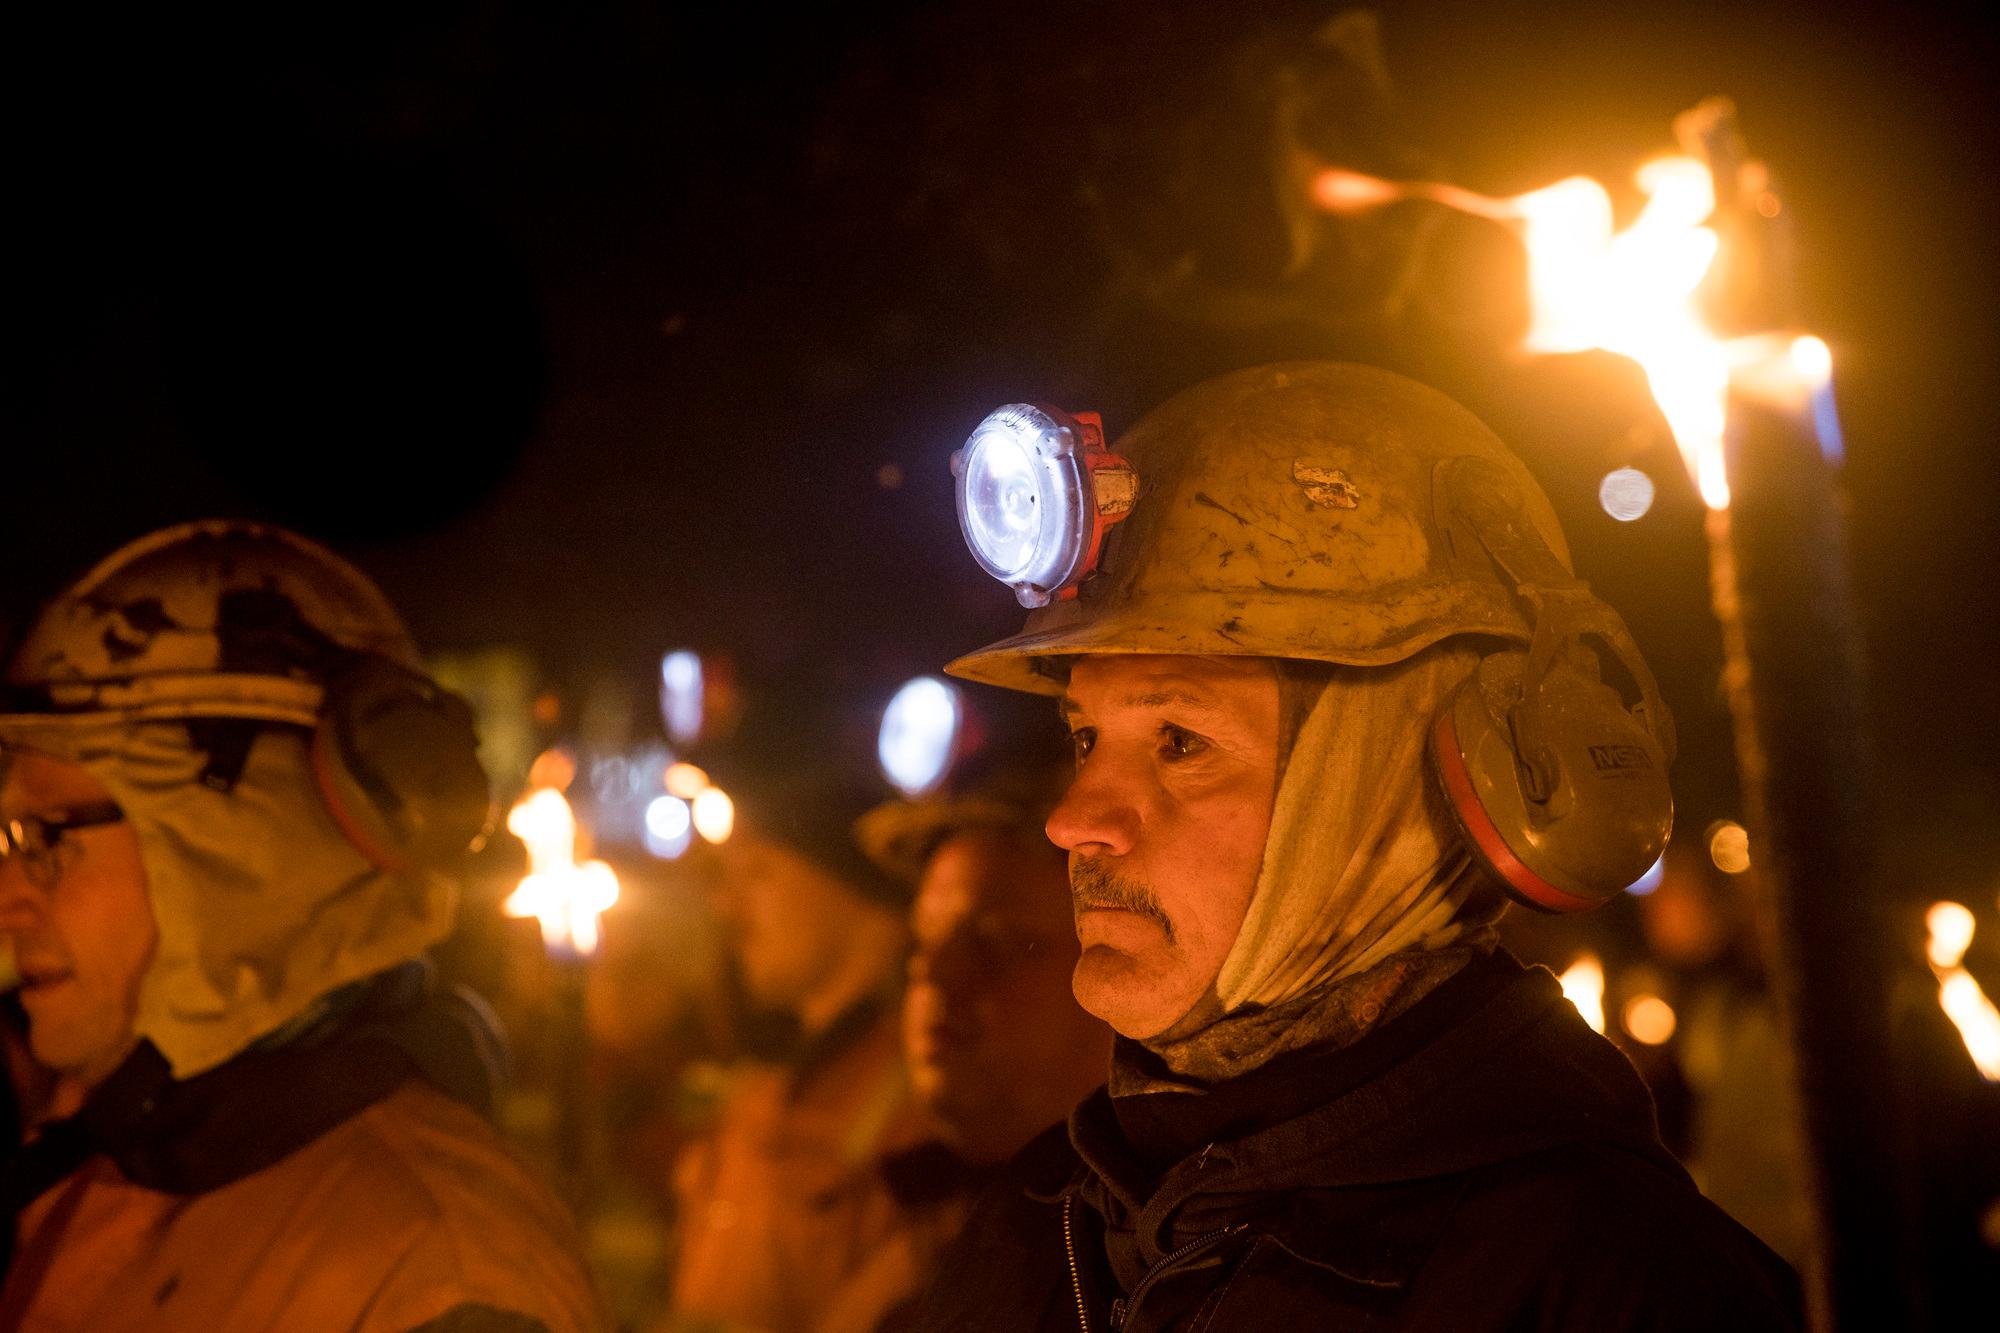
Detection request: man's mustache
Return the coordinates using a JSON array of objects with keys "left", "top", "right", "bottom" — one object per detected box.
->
[{"left": 1069, "top": 859, "right": 1174, "bottom": 942}]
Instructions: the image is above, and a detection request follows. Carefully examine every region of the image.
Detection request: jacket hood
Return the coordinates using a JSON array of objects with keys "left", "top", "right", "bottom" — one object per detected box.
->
[{"left": 0, "top": 720, "right": 456, "bottom": 1077}]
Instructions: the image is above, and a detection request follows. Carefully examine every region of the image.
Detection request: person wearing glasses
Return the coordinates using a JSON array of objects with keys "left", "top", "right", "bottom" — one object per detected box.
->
[{"left": 0, "top": 520, "right": 605, "bottom": 1332}]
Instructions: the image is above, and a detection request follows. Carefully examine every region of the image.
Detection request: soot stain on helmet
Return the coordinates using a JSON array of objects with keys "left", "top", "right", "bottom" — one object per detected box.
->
[
  {"left": 213, "top": 588, "right": 343, "bottom": 679},
  {"left": 84, "top": 595, "right": 184, "bottom": 665}
]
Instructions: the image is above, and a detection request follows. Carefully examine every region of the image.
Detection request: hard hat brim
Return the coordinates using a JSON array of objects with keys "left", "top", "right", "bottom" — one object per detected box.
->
[
  {"left": 945, "top": 582, "right": 1535, "bottom": 696},
  {"left": 854, "top": 794, "right": 1047, "bottom": 884}
]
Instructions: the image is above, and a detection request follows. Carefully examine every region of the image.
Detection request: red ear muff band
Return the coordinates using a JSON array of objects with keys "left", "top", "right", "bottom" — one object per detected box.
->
[
  {"left": 1431, "top": 709, "right": 1600, "bottom": 914},
  {"left": 310, "top": 724, "right": 415, "bottom": 875}
]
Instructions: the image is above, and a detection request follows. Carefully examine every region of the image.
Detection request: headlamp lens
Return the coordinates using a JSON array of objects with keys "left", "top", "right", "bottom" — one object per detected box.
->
[
  {"left": 961, "top": 422, "right": 1046, "bottom": 580},
  {"left": 953, "top": 405, "right": 1091, "bottom": 606}
]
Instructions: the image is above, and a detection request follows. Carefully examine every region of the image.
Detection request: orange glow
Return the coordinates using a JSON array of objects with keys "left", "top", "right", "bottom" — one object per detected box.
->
[
  {"left": 691, "top": 785, "right": 735, "bottom": 844},
  {"left": 665, "top": 761, "right": 710, "bottom": 799},
  {"left": 1924, "top": 901, "right": 2000, "bottom": 1081},
  {"left": 1790, "top": 335, "right": 1833, "bottom": 386},
  {"left": 527, "top": 746, "right": 577, "bottom": 793},
  {"left": 1559, "top": 954, "right": 1607, "bottom": 1035},
  {"left": 1928, "top": 901, "right": 1976, "bottom": 971},
  {"left": 503, "top": 787, "right": 620, "bottom": 958},
  {"left": 1309, "top": 131, "right": 1833, "bottom": 513},
  {"left": 1708, "top": 820, "right": 1752, "bottom": 875},
  {"left": 1622, "top": 994, "right": 1679, "bottom": 1046}
]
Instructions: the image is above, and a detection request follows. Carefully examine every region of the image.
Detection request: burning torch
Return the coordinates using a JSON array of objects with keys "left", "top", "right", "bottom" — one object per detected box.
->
[
  {"left": 504, "top": 782, "right": 621, "bottom": 1191},
  {"left": 1310, "top": 98, "right": 1926, "bottom": 1329}
]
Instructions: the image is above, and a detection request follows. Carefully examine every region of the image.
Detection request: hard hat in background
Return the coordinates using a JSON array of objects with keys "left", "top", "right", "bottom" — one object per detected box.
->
[
  {"left": 0, "top": 519, "right": 490, "bottom": 872},
  {"left": 944, "top": 362, "right": 1673, "bottom": 912},
  {"left": 855, "top": 729, "right": 1072, "bottom": 888}
]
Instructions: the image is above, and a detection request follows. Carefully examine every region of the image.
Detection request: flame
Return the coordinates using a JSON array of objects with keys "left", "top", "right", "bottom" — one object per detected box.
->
[
  {"left": 1925, "top": 901, "right": 2000, "bottom": 1081},
  {"left": 503, "top": 787, "right": 620, "bottom": 958},
  {"left": 691, "top": 785, "right": 735, "bottom": 844},
  {"left": 1311, "top": 142, "right": 1832, "bottom": 512},
  {"left": 665, "top": 761, "right": 710, "bottom": 800},
  {"left": 1928, "top": 901, "right": 1976, "bottom": 971},
  {"left": 1558, "top": 953, "right": 1607, "bottom": 1034}
]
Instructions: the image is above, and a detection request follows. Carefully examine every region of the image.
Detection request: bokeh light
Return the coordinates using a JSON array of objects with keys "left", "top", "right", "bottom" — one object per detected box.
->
[
  {"left": 692, "top": 785, "right": 735, "bottom": 844},
  {"left": 1599, "top": 467, "right": 1656, "bottom": 521},
  {"left": 1623, "top": 994, "right": 1678, "bottom": 1045},
  {"left": 643, "top": 794, "right": 694, "bottom": 859},
  {"left": 1708, "top": 820, "right": 1751, "bottom": 875},
  {"left": 879, "top": 676, "right": 962, "bottom": 797}
]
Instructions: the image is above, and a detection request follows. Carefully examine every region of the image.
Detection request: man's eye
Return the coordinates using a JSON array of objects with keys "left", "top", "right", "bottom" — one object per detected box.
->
[
  {"left": 1161, "top": 725, "right": 1208, "bottom": 759},
  {"left": 1068, "top": 728, "right": 1096, "bottom": 763}
]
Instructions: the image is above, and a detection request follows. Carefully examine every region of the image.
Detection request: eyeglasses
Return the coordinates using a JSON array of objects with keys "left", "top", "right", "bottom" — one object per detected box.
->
[{"left": 0, "top": 802, "right": 126, "bottom": 889}]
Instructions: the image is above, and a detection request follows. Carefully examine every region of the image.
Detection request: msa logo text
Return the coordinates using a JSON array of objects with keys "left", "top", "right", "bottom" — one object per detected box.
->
[{"left": 1588, "top": 744, "right": 1653, "bottom": 772}]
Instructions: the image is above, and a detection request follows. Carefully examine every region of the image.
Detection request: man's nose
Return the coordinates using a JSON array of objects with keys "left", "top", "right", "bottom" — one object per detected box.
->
[{"left": 1045, "top": 754, "right": 1139, "bottom": 857}]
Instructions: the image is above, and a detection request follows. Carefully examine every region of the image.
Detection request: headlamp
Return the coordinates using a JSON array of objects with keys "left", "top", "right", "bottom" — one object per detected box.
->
[
  {"left": 951, "top": 404, "right": 1137, "bottom": 608},
  {"left": 659, "top": 650, "right": 704, "bottom": 746},
  {"left": 878, "top": 675, "right": 963, "bottom": 798}
]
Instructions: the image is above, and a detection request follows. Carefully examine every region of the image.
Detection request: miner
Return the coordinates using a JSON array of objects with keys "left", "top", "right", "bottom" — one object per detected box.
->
[
  {"left": 912, "top": 364, "right": 1800, "bottom": 1330},
  {"left": 818, "top": 740, "right": 1113, "bottom": 1331},
  {"left": 664, "top": 692, "right": 921, "bottom": 1332},
  {"left": 0, "top": 520, "right": 604, "bottom": 1331}
]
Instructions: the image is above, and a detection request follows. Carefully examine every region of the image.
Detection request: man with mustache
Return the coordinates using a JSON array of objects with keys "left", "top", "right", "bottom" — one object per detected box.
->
[{"left": 912, "top": 365, "right": 1800, "bottom": 1330}]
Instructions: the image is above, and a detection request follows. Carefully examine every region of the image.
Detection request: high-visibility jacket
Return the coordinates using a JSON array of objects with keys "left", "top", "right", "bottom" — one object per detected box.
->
[
  {"left": 2, "top": 1080, "right": 606, "bottom": 1332},
  {"left": 667, "top": 997, "right": 924, "bottom": 1332}
]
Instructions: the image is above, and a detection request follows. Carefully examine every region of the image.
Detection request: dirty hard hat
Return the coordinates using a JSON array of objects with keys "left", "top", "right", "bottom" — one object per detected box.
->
[
  {"left": 0, "top": 519, "right": 490, "bottom": 875},
  {"left": 943, "top": 362, "right": 1674, "bottom": 913},
  {"left": 945, "top": 362, "right": 1574, "bottom": 692}
]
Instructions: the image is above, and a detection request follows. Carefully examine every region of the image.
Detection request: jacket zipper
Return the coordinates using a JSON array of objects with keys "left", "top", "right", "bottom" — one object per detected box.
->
[
  {"left": 1063, "top": 1194, "right": 1091, "bottom": 1333},
  {"left": 1108, "top": 1221, "right": 1250, "bottom": 1332}
]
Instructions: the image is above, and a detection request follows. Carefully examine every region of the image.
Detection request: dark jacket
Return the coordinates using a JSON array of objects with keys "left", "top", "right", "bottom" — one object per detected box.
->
[{"left": 913, "top": 952, "right": 1800, "bottom": 1332}]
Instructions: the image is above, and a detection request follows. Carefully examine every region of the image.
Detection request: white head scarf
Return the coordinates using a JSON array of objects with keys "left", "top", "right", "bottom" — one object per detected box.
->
[
  {"left": 0, "top": 715, "right": 455, "bottom": 1078},
  {"left": 1125, "top": 643, "right": 1503, "bottom": 1088}
]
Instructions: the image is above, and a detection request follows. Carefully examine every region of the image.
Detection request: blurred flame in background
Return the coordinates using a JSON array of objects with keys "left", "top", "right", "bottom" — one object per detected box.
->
[
  {"left": 691, "top": 786, "right": 735, "bottom": 844},
  {"left": 505, "top": 786, "right": 622, "bottom": 958},
  {"left": 1559, "top": 953, "right": 1607, "bottom": 1035},
  {"left": 1312, "top": 140, "right": 1837, "bottom": 511},
  {"left": 1622, "top": 993, "right": 1679, "bottom": 1046},
  {"left": 1926, "top": 901, "right": 2000, "bottom": 1081},
  {"left": 665, "top": 762, "right": 709, "bottom": 800}
]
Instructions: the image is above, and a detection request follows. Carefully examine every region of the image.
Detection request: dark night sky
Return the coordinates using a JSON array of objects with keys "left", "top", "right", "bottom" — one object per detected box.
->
[{"left": 7, "top": 1, "right": 1997, "bottom": 897}]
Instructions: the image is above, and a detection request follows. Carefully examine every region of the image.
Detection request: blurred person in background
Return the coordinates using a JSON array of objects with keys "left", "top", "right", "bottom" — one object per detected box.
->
[
  {"left": 0, "top": 521, "right": 604, "bottom": 1331},
  {"left": 818, "top": 740, "right": 1114, "bottom": 1331},
  {"left": 663, "top": 695, "right": 919, "bottom": 1333},
  {"left": 1634, "top": 834, "right": 1811, "bottom": 1269}
]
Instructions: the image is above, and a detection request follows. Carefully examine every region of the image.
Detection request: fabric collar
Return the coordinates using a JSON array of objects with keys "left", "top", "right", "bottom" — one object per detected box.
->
[
  {"left": 1067, "top": 953, "right": 1682, "bottom": 1280},
  {"left": 2, "top": 963, "right": 501, "bottom": 1207}
]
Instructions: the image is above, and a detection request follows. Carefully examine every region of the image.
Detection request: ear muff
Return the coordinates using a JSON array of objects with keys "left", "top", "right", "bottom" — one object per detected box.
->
[
  {"left": 1428, "top": 455, "right": 1675, "bottom": 912},
  {"left": 1430, "top": 646, "right": 1673, "bottom": 912},
  {"left": 309, "top": 656, "right": 493, "bottom": 874}
]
